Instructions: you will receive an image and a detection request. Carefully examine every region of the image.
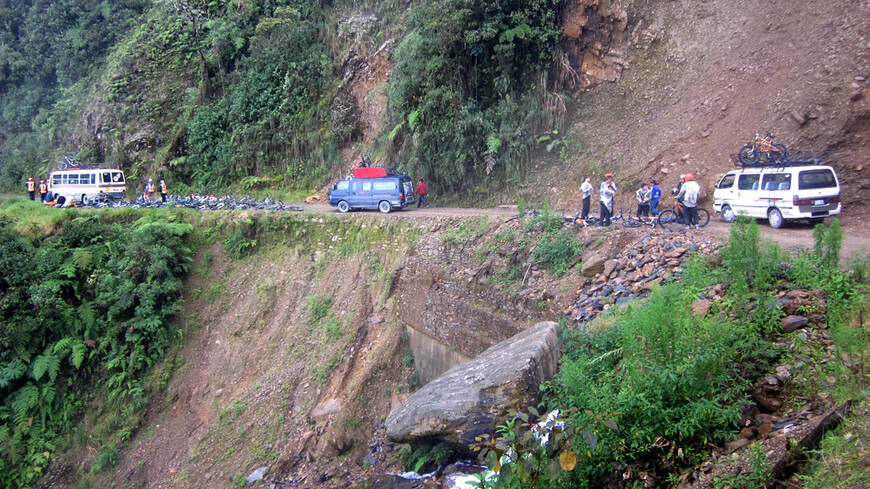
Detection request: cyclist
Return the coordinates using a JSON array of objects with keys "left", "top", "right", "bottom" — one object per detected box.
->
[
  {"left": 635, "top": 183, "right": 651, "bottom": 218},
  {"left": 580, "top": 176, "right": 593, "bottom": 220},
  {"left": 599, "top": 173, "right": 617, "bottom": 226},
  {"left": 676, "top": 173, "right": 701, "bottom": 229},
  {"left": 650, "top": 180, "right": 662, "bottom": 216}
]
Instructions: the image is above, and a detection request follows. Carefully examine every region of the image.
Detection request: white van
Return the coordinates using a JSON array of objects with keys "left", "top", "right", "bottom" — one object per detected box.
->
[
  {"left": 48, "top": 168, "right": 127, "bottom": 204},
  {"left": 712, "top": 164, "right": 840, "bottom": 228}
]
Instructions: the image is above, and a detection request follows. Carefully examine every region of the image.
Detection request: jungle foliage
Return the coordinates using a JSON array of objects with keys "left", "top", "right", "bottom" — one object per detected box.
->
[
  {"left": 0, "top": 0, "right": 568, "bottom": 198},
  {"left": 383, "top": 0, "right": 566, "bottom": 191},
  {"left": 0, "top": 201, "right": 192, "bottom": 488}
]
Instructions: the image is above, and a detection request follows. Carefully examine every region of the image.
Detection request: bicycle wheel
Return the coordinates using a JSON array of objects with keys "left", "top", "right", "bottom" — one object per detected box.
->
[
  {"left": 657, "top": 209, "right": 684, "bottom": 232},
  {"left": 737, "top": 144, "right": 758, "bottom": 165},
  {"left": 55, "top": 159, "right": 68, "bottom": 171},
  {"left": 696, "top": 208, "right": 710, "bottom": 227}
]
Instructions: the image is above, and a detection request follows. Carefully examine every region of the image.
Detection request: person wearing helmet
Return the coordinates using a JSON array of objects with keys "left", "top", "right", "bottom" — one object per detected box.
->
[
  {"left": 599, "top": 173, "right": 617, "bottom": 226},
  {"left": 160, "top": 180, "right": 168, "bottom": 202},
  {"left": 26, "top": 177, "right": 36, "bottom": 200},
  {"left": 147, "top": 178, "right": 156, "bottom": 202},
  {"left": 39, "top": 179, "right": 48, "bottom": 202},
  {"left": 676, "top": 173, "right": 701, "bottom": 228}
]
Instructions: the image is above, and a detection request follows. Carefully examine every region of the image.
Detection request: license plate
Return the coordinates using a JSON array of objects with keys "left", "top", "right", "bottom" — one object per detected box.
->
[{"left": 814, "top": 199, "right": 824, "bottom": 205}]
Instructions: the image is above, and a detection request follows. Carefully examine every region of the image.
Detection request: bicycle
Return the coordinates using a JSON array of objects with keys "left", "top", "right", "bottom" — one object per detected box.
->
[
  {"left": 55, "top": 155, "right": 79, "bottom": 171},
  {"left": 657, "top": 202, "right": 710, "bottom": 232},
  {"left": 737, "top": 131, "right": 789, "bottom": 165}
]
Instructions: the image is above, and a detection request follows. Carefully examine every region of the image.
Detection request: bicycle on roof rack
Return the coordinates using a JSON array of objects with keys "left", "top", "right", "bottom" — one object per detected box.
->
[{"left": 737, "top": 131, "right": 789, "bottom": 166}]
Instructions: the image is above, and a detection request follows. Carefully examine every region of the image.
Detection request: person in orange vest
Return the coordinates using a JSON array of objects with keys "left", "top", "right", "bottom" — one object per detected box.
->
[
  {"left": 159, "top": 180, "right": 168, "bottom": 202},
  {"left": 26, "top": 177, "right": 36, "bottom": 200},
  {"left": 415, "top": 178, "right": 429, "bottom": 208},
  {"left": 147, "top": 178, "right": 156, "bottom": 202},
  {"left": 38, "top": 180, "right": 48, "bottom": 202}
]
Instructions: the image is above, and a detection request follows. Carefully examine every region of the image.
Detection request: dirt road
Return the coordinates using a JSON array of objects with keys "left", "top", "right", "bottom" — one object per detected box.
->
[{"left": 301, "top": 202, "right": 869, "bottom": 261}]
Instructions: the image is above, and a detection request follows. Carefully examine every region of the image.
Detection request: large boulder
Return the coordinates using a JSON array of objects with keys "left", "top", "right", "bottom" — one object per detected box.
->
[{"left": 385, "top": 321, "right": 561, "bottom": 453}]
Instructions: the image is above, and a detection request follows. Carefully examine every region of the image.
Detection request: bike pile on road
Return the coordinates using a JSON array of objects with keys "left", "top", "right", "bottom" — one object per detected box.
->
[{"left": 86, "top": 195, "right": 303, "bottom": 211}]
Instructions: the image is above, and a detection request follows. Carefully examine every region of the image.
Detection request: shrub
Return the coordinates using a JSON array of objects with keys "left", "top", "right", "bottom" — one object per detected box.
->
[{"left": 533, "top": 229, "right": 583, "bottom": 276}]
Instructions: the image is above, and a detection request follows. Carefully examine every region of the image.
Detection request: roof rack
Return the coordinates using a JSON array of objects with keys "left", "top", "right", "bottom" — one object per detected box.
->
[{"left": 729, "top": 149, "right": 832, "bottom": 168}]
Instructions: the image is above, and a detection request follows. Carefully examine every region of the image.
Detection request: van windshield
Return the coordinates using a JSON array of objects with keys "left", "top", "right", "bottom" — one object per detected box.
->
[
  {"left": 798, "top": 169, "right": 837, "bottom": 190},
  {"left": 717, "top": 174, "right": 735, "bottom": 189}
]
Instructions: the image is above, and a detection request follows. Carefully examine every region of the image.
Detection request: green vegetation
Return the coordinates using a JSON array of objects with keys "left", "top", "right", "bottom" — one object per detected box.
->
[
  {"left": 383, "top": 0, "right": 566, "bottom": 190},
  {"left": 472, "top": 218, "right": 867, "bottom": 488},
  {"left": 1, "top": 0, "right": 570, "bottom": 200},
  {"left": 0, "top": 201, "right": 192, "bottom": 488}
]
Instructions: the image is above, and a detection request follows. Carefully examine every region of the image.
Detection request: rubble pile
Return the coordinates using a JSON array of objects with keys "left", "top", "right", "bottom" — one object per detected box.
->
[{"left": 565, "top": 233, "right": 720, "bottom": 325}]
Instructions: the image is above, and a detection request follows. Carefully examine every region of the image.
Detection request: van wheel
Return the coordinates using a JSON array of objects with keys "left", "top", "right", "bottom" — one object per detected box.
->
[
  {"left": 81, "top": 195, "right": 89, "bottom": 206},
  {"left": 721, "top": 205, "right": 736, "bottom": 223},
  {"left": 337, "top": 200, "right": 350, "bottom": 213},
  {"left": 768, "top": 208, "right": 784, "bottom": 229},
  {"left": 378, "top": 200, "right": 392, "bottom": 214}
]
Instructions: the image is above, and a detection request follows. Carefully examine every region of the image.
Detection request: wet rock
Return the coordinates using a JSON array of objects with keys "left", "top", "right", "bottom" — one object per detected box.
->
[{"left": 385, "top": 321, "right": 561, "bottom": 453}]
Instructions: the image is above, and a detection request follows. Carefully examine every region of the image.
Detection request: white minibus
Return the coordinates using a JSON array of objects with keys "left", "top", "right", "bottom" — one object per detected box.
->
[
  {"left": 712, "top": 164, "right": 840, "bottom": 228},
  {"left": 48, "top": 169, "right": 127, "bottom": 204}
]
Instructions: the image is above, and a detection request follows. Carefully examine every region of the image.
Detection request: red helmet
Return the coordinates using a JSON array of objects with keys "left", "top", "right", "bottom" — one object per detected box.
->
[{"left": 684, "top": 173, "right": 694, "bottom": 181}]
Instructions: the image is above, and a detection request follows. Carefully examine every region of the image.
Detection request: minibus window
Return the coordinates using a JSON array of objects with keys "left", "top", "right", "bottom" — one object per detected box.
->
[
  {"left": 737, "top": 174, "right": 760, "bottom": 191},
  {"left": 112, "top": 172, "right": 124, "bottom": 183},
  {"left": 761, "top": 173, "right": 790, "bottom": 191},
  {"left": 68, "top": 174, "right": 79, "bottom": 185},
  {"left": 798, "top": 169, "right": 837, "bottom": 190},
  {"left": 373, "top": 181, "right": 397, "bottom": 191},
  {"left": 102, "top": 172, "right": 111, "bottom": 183},
  {"left": 717, "top": 174, "right": 735, "bottom": 189}
]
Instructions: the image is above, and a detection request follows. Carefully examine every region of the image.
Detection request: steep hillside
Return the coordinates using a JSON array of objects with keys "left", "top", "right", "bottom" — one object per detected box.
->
[{"left": 537, "top": 0, "right": 869, "bottom": 222}]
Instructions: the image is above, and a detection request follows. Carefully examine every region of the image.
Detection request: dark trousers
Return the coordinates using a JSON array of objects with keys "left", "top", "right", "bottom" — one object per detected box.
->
[
  {"left": 417, "top": 194, "right": 428, "bottom": 208},
  {"left": 161, "top": 193, "right": 167, "bottom": 202},
  {"left": 600, "top": 202, "right": 612, "bottom": 226},
  {"left": 637, "top": 203, "right": 650, "bottom": 218},
  {"left": 29, "top": 191, "right": 35, "bottom": 200},
  {"left": 684, "top": 205, "right": 698, "bottom": 227},
  {"left": 40, "top": 192, "right": 47, "bottom": 202},
  {"left": 581, "top": 196, "right": 590, "bottom": 219}
]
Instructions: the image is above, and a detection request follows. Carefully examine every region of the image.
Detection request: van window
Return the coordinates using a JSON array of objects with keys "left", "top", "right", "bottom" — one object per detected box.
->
[
  {"left": 373, "top": 181, "right": 397, "bottom": 191},
  {"left": 761, "top": 173, "right": 791, "bottom": 191},
  {"left": 737, "top": 174, "right": 760, "bottom": 191},
  {"left": 362, "top": 181, "right": 372, "bottom": 191},
  {"left": 52, "top": 175, "right": 62, "bottom": 185},
  {"left": 798, "top": 169, "right": 837, "bottom": 190},
  {"left": 111, "top": 172, "right": 124, "bottom": 183},
  {"left": 68, "top": 174, "right": 79, "bottom": 185},
  {"left": 717, "top": 174, "right": 736, "bottom": 189},
  {"left": 336, "top": 180, "right": 349, "bottom": 190}
]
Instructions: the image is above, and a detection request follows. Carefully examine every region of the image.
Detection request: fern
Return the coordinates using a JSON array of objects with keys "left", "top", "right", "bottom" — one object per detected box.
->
[
  {"left": 57, "top": 261, "right": 77, "bottom": 279},
  {"left": 52, "top": 337, "right": 73, "bottom": 354},
  {"left": 0, "top": 360, "right": 27, "bottom": 388},
  {"left": 78, "top": 301, "right": 96, "bottom": 330},
  {"left": 71, "top": 342, "right": 87, "bottom": 369},
  {"left": 12, "top": 384, "right": 39, "bottom": 416}
]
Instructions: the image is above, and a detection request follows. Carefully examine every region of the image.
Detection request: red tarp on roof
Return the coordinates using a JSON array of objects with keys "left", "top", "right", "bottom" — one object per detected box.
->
[{"left": 352, "top": 167, "right": 387, "bottom": 178}]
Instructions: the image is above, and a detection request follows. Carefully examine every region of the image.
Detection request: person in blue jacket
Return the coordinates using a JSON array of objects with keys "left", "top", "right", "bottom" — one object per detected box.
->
[{"left": 650, "top": 179, "right": 662, "bottom": 216}]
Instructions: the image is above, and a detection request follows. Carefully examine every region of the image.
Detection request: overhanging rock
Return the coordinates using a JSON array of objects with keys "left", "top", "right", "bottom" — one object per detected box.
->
[{"left": 385, "top": 321, "right": 561, "bottom": 453}]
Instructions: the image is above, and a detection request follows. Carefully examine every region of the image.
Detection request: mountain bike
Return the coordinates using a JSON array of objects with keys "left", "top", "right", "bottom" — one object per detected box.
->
[
  {"left": 55, "top": 155, "right": 79, "bottom": 171},
  {"left": 737, "top": 131, "right": 789, "bottom": 165},
  {"left": 657, "top": 202, "right": 710, "bottom": 232}
]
